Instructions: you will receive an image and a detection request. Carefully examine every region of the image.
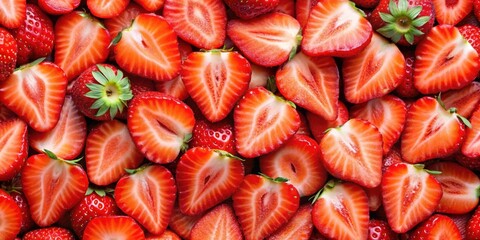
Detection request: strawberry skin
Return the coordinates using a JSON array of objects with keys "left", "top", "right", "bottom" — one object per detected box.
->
[
  {"left": 104, "top": 2, "right": 147, "bottom": 40},
  {"left": 0, "top": 118, "right": 28, "bottom": 181},
  {"left": 409, "top": 214, "right": 462, "bottom": 240},
  {"left": 10, "top": 191, "right": 34, "bottom": 234},
  {"left": 224, "top": 0, "right": 280, "bottom": 19},
  {"left": 190, "top": 204, "right": 243, "bottom": 240},
  {"left": 367, "top": 219, "right": 397, "bottom": 240},
  {"left": 82, "top": 215, "right": 145, "bottom": 240},
  {"left": 0, "top": 28, "right": 17, "bottom": 82},
  {"left": 189, "top": 117, "right": 237, "bottom": 154},
  {"left": 0, "top": 189, "right": 22, "bottom": 240},
  {"left": 23, "top": 227, "right": 75, "bottom": 240},
  {"left": 306, "top": 101, "right": 349, "bottom": 142}
]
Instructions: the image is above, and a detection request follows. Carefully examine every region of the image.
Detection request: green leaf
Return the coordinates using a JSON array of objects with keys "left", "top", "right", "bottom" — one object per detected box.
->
[
  {"left": 43, "top": 149, "right": 58, "bottom": 160},
  {"left": 457, "top": 114, "right": 472, "bottom": 128},
  {"left": 425, "top": 169, "right": 442, "bottom": 175},
  {"left": 397, "top": 0, "right": 408, "bottom": 12},
  {"left": 411, "top": 16, "right": 430, "bottom": 28},
  {"left": 379, "top": 12, "right": 396, "bottom": 23},
  {"left": 108, "top": 31, "right": 122, "bottom": 48},
  {"left": 407, "top": 6, "right": 422, "bottom": 19},
  {"left": 92, "top": 71, "right": 108, "bottom": 85},
  {"left": 389, "top": 0, "right": 400, "bottom": 16},
  {"left": 404, "top": 32, "right": 414, "bottom": 45}
]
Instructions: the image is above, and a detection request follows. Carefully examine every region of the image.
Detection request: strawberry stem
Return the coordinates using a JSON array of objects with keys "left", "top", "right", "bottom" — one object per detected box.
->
[
  {"left": 15, "top": 57, "right": 45, "bottom": 71},
  {"left": 258, "top": 173, "right": 289, "bottom": 183},
  {"left": 43, "top": 149, "right": 83, "bottom": 164},
  {"left": 215, "top": 150, "right": 244, "bottom": 161}
]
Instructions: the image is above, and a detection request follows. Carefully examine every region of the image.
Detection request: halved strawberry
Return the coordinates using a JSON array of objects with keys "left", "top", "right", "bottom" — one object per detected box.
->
[
  {"left": 320, "top": 118, "right": 383, "bottom": 188},
  {"left": 38, "top": 0, "right": 80, "bottom": 15},
  {"left": 86, "top": 120, "right": 144, "bottom": 186},
  {"left": 441, "top": 82, "right": 480, "bottom": 119},
  {"left": 462, "top": 107, "right": 480, "bottom": 158},
  {"left": 176, "top": 147, "right": 244, "bottom": 216},
  {"left": 146, "top": 230, "right": 181, "bottom": 240},
  {"left": 295, "top": 0, "right": 318, "bottom": 28},
  {"left": 409, "top": 214, "right": 462, "bottom": 240},
  {"left": 82, "top": 216, "right": 145, "bottom": 240},
  {"left": 21, "top": 151, "right": 89, "bottom": 227},
  {"left": 181, "top": 50, "right": 251, "bottom": 122},
  {"left": 133, "top": 0, "right": 164, "bottom": 12},
  {"left": 400, "top": 96, "right": 468, "bottom": 163},
  {"left": 169, "top": 205, "right": 204, "bottom": 239},
  {"left": 311, "top": 181, "right": 369, "bottom": 240},
  {"left": 433, "top": 0, "right": 473, "bottom": 25},
  {"left": 268, "top": 204, "right": 313, "bottom": 240},
  {"left": 87, "top": 0, "right": 130, "bottom": 19},
  {"left": 306, "top": 101, "right": 349, "bottom": 142},
  {"left": 350, "top": 94, "right": 407, "bottom": 154},
  {"left": 342, "top": 33, "right": 405, "bottom": 104},
  {"left": 224, "top": 0, "right": 280, "bottom": 20},
  {"left": 163, "top": 0, "right": 226, "bottom": 49},
  {"left": 29, "top": 95, "right": 86, "bottom": 159},
  {"left": 0, "top": 189, "right": 22, "bottom": 240},
  {"left": 227, "top": 12, "right": 301, "bottom": 67},
  {"left": 259, "top": 134, "right": 327, "bottom": 197},
  {"left": 190, "top": 204, "right": 243, "bottom": 240},
  {"left": 248, "top": 63, "right": 275, "bottom": 89},
  {"left": 127, "top": 91, "right": 195, "bottom": 164},
  {"left": 104, "top": 2, "right": 147, "bottom": 39},
  {"left": 0, "top": 0, "right": 26, "bottom": 29},
  {"left": 413, "top": 24, "right": 480, "bottom": 94},
  {"left": 234, "top": 87, "right": 300, "bottom": 158},
  {"left": 114, "top": 13, "right": 181, "bottom": 82},
  {"left": 0, "top": 118, "right": 27, "bottom": 181},
  {"left": 114, "top": 164, "right": 176, "bottom": 235},
  {"left": 301, "top": 0, "right": 373, "bottom": 57},
  {"left": 428, "top": 161, "right": 480, "bottom": 214},
  {"left": 382, "top": 163, "right": 443, "bottom": 233},
  {"left": 232, "top": 174, "right": 300, "bottom": 240},
  {"left": 276, "top": 52, "right": 339, "bottom": 120},
  {"left": 0, "top": 59, "right": 68, "bottom": 132}
]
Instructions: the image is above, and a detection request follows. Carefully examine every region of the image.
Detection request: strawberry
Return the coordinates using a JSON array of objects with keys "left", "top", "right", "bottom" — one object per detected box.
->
[
  {"left": 350, "top": 94, "right": 407, "bottom": 155},
  {"left": 10, "top": 4, "right": 54, "bottom": 66},
  {"left": 295, "top": 0, "right": 318, "bottom": 29},
  {"left": 320, "top": 118, "right": 383, "bottom": 188},
  {"left": 449, "top": 213, "right": 470, "bottom": 240},
  {"left": 455, "top": 153, "right": 480, "bottom": 172},
  {"left": 21, "top": 151, "right": 89, "bottom": 227},
  {"left": 104, "top": 2, "right": 147, "bottom": 40},
  {"left": 342, "top": 33, "right": 406, "bottom": 104},
  {"left": 232, "top": 174, "right": 300, "bottom": 240},
  {"left": 0, "top": 28, "right": 17, "bottom": 82},
  {"left": 400, "top": 96, "right": 469, "bottom": 163},
  {"left": 0, "top": 59, "right": 68, "bottom": 132},
  {"left": 367, "top": 219, "right": 397, "bottom": 240},
  {"left": 369, "top": 0, "right": 434, "bottom": 45},
  {"left": 311, "top": 181, "right": 370, "bottom": 240},
  {"left": 176, "top": 147, "right": 244, "bottom": 216},
  {"left": 395, "top": 46, "right": 420, "bottom": 98},
  {"left": 190, "top": 204, "right": 243, "bottom": 240},
  {"left": 468, "top": 205, "right": 480, "bottom": 239},
  {"left": 462, "top": 107, "right": 480, "bottom": 158},
  {"left": 86, "top": 0, "right": 130, "bottom": 19},
  {"left": 248, "top": 63, "right": 275, "bottom": 90},
  {"left": 301, "top": 0, "right": 373, "bottom": 57},
  {"left": 224, "top": 0, "right": 280, "bottom": 19},
  {"left": 234, "top": 86, "right": 300, "bottom": 158},
  {"left": 413, "top": 24, "right": 480, "bottom": 95},
  {"left": 127, "top": 91, "right": 195, "bottom": 164},
  {"left": 352, "top": 0, "right": 380, "bottom": 8},
  {"left": 23, "top": 227, "right": 75, "bottom": 240},
  {"left": 146, "top": 230, "right": 182, "bottom": 240},
  {"left": 0, "top": 188, "right": 22, "bottom": 239},
  {"left": 259, "top": 134, "right": 327, "bottom": 197},
  {"left": 29, "top": 95, "right": 86, "bottom": 159},
  {"left": 82, "top": 215, "right": 145, "bottom": 239},
  {"left": 433, "top": 0, "right": 473, "bottom": 25},
  {"left": 0, "top": 118, "right": 28, "bottom": 181},
  {"left": 70, "top": 188, "right": 121, "bottom": 238},
  {"left": 10, "top": 191, "right": 34, "bottom": 234},
  {"left": 475, "top": 0, "right": 480, "bottom": 22},
  {"left": 428, "top": 161, "right": 480, "bottom": 214},
  {"left": 0, "top": 103, "right": 15, "bottom": 121},
  {"left": 306, "top": 101, "right": 349, "bottom": 142},
  {"left": 169, "top": 205, "right": 204, "bottom": 239},
  {"left": 382, "top": 146, "right": 404, "bottom": 172},
  {"left": 189, "top": 117, "right": 237, "bottom": 154},
  {"left": 409, "top": 214, "right": 462, "bottom": 240},
  {"left": 38, "top": 0, "right": 81, "bottom": 15},
  {"left": 181, "top": 50, "right": 251, "bottom": 122},
  {"left": 85, "top": 120, "right": 144, "bottom": 186},
  {"left": 381, "top": 163, "right": 443, "bottom": 233},
  {"left": 441, "top": 82, "right": 480, "bottom": 119},
  {"left": 133, "top": 0, "right": 164, "bottom": 12},
  {"left": 459, "top": 24, "right": 480, "bottom": 78},
  {"left": 227, "top": 12, "right": 301, "bottom": 67},
  {"left": 274, "top": 0, "right": 295, "bottom": 16},
  {"left": 276, "top": 52, "right": 339, "bottom": 120},
  {"left": 268, "top": 204, "right": 314, "bottom": 240},
  {"left": 114, "top": 164, "right": 177, "bottom": 235},
  {"left": 0, "top": 0, "right": 26, "bottom": 29},
  {"left": 114, "top": 13, "right": 181, "bottom": 82},
  {"left": 163, "top": 0, "right": 227, "bottom": 49}
]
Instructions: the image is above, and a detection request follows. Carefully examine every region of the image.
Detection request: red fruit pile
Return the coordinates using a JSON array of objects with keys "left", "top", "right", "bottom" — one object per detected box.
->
[{"left": 1, "top": 0, "right": 480, "bottom": 239}]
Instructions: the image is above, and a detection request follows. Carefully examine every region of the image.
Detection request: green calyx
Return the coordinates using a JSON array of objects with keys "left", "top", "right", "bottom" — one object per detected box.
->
[
  {"left": 43, "top": 149, "right": 83, "bottom": 165},
  {"left": 377, "top": 0, "right": 430, "bottom": 45},
  {"left": 85, "top": 65, "right": 133, "bottom": 119}
]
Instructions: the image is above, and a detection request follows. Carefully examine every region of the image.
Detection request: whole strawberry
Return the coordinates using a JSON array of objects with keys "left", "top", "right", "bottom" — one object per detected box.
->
[
  {"left": 467, "top": 205, "right": 480, "bottom": 239},
  {"left": 189, "top": 117, "right": 237, "bottom": 154},
  {"left": 10, "top": 4, "right": 54, "bottom": 66},
  {"left": 224, "top": 0, "right": 280, "bottom": 19},
  {"left": 369, "top": 0, "right": 435, "bottom": 45},
  {"left": 475, "top": 0, "right": 480, "bottom": 22},
  {"left": 23, "top": 227, "right": 75, "bottom": 240},
  {"left": 10, "top": 191, "right": 35, "bottom": 234},
  {"left": 368, "top": 219, "right": 397, "bottom": 240},
  {"left": 458, "top": 24, "right": 480, "bottom": 78},
  {"left": 0, "top": 28, "right": 17, "bottom": 82}
]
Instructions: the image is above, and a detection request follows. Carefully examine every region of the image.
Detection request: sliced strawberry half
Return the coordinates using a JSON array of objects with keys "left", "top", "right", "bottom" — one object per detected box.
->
[
  {"left": 181, "top": 50, "right": 251, "bottom": 122},
  {"left": 29, "top": 95, "right": 86, "bottom": 160},
  {"left": 350, "top": 94, "right": 407, "bottom": 154},
  {"left": 21, "top": 151, "right": 89, "bottom": 227},
  {"left": 114, "top": 164, "right": 176, "bottom": 235},
  {"left": 114, "top": 13, "right": 181, "bottom": 82},
  {"left": 104, "top": 2, "right": 147, "bottom": 39},
  {"left": 276, "top": 52, "right": 339, "bottom": 120},
  {"left": 127, "top": 91, "right": 195, "bottom": 164},
  {"left": 0, "top": 118, "right": 28, "bottom": 181},
  {"left": 342, "top": 33, "right": 405, "bottom": 104},
  {"left": 268, "top": 204, "right": 313, "bottom": 240},
  {"left": 176, "top": 147, "right": 244, "bottom": 216},
  {"left": 295, "top": 0, "right": 318, "bottom": 28},
  {"left": 227, "top": 12, "right": 301, "bottom": 67},
  {"left": 133, "top": 0, "right": 164, "bottom": 12},
  {"left": 441, "top": 82, "right": 480, "bottom": 119},
  {"left": 382, "top": 163, "right": 443, "bottom": 233},
  {"left": 82, "top": 216, "right": 145, "bottom": 240},
  {"left": 232, "top": 174, "right": 300, "bottom": 240},
  {"left": 306, "top": 101, "right": 349, "bottom": 142},
  {"left": 234, "top": 87, "right": 300, "bottom": 158},
  {"left": 433, "top": 0, "right": 473, "bottom": 25},
  {"left": 54, "top": 11, "right": 111, "bottom": 81},
  {"left": 169, "top": 205, "right": 204, "bottom": 239},
  {"left": 320, "top": 118, "right": 383, "bottom": 188},
  {"left": 86, "top": 120, "right": 144, "bottom": 186},
  {"left": 409, "top": 214, "right": 463, "bottom": 240},
  {"left": 259, "top": 134, "right": 327, "bottom": 197},
  {"left": 0, "top": 0, "right": 26, "bottom": 29},
  {"left": 311, "top": 181, "right": 370, "bottom": 240},
  {"left": 462, "top": 107, "right": 480, "bottom": 158},
  {"left": 0, "top": 59, "right": 68, "bottom": 132},
  {"left": 190, "top": 204, "right": 243, "bottom": 240},
  {"left": 400, "top": 96, "right": 468, "bottom": 163},
  {"left": 413, "top": 24, "right": 480, "bottom": 94},
  {"left": 86, "top": 0, "right": 130, "bottom": 19},
  {"left": 38, "top": 0, "right": 81, "bottom": 15},
  {"left": 0, "top": 189, "right": 22, "bottom": 240},
  {"left": 301, "top": 0, "right": 373, "bottom": 57},
  {"left": 163, "top": 0, "right": 226, "bottom": 49}
]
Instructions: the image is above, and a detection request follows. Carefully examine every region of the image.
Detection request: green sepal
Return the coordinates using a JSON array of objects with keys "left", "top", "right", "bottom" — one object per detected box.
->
[
  {"left": 108, "top": 31, "right": 122, "bottom": 48},
  {"left": 425, "top": 169, "right": 442, "bottom": 175},
  {"left": 215, "top": 150, "right": 245, "bottom": 161},
  {"left": 125, "top": 164, "right": 150, "bottom": 175},
  {"left": 43, "top": 149, "right": 83, "bottom": 164},
  {"left": 266, "top": 76, "right": 277, "bottom": 94},
  {"left": 258, "top": 173, "right": 289, "bottom": 183},
  {"left": 457, "top": 114, "right": 472, "bottom": 129},
  {"left": 309, "top": 179, "right": 337, "bottom": 204}
]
